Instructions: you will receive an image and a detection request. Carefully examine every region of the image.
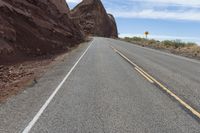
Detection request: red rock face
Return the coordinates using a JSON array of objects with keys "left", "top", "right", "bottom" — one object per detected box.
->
[
  {"left": 50, "top": 0, "right": 70, "bottom": 13},
  {"left": 0, "top": 0, "right": 85, "bottom": 64},
  {"left": 70, "top": 0, "right": 118, "bottom": 38},
  {"left": 0, "top": 0, "right": 118, "bottom": 65}
]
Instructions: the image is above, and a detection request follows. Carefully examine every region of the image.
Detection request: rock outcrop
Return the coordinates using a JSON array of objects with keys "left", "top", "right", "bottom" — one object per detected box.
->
[
  {"left": 70, "top": 0, "right": 118, "bottom": 38},
  {"left": 0, "top": 0, "right": 84, "bottom": 64},
  {"left": 0, "top": 0, "right": 118, "bottom": 65}
]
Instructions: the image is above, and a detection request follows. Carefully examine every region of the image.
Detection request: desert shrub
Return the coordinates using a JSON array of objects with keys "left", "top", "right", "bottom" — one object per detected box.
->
[
  {"left": 131, "top": 37, "right": 144, "bottom": 42},
  {"left": 161, "top": 40, "right": 187, "bottom": 48},
  {"left": 147, "top": 39, "right": 157, "bottom": 45},
  {"left": 124, "top": 37, "right": 132, "bottom": 42},
  {"left": 123, "top": 37, "right": 198, "bottom": 49},
  {"left": 162, "top": 40, "right": 173, "bottom": 48},
  {"left": 186, "top": 42, "right": 197, "bottom": 46},
  {"left": 124, "top": 37, "right": 145, "bottom": 42}
]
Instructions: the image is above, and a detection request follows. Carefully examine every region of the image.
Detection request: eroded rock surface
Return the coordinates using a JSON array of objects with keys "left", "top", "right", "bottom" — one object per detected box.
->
[
  {"left": 70, "top": 0, "right": 118, "bottom": 38},
  {"left": 0, "top": 0, "right": 118, "bottom": 65},
  {"left": 0, "top": 0, "right": 84, "bottom": 64}
]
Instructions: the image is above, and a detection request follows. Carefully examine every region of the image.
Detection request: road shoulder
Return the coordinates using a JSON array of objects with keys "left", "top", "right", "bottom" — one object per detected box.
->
[{"left": 0, "top": 40, "right": 91, "bottom": 132}]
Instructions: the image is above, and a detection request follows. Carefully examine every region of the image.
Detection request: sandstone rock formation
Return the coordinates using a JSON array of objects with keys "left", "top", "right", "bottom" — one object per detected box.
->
[
  {"left": 0, "top": 0, "right": 84, "bottom": 64},
  {"left": 50, "top": 0, "right": 70, "bottom": 13},
  {"left": 70, "top": 0, "right": 118, "bottom": 38},
  {"left": 0, "top": 0, "right": 118, "bottom": 65}
]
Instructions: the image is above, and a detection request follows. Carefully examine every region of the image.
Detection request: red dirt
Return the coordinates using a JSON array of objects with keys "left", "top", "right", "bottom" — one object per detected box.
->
[{"left": 0, "top": 57, "right": 53, "bottom": 102}]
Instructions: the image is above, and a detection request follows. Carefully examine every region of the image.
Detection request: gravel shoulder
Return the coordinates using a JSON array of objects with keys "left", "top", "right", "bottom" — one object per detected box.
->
[{"left": 0, "top": 41, "right": 89, "bottom": 103}]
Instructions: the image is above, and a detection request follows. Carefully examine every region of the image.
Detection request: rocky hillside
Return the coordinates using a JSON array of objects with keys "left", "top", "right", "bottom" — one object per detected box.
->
[
  {"left": 71, "top": 0, "right": 118, "bottom": 38},
  {"left": 0, "top": 0, "right": 84, "bottom": 64},
  {"left": 0, "top": 0, "right": 118, "bottom": 65}
]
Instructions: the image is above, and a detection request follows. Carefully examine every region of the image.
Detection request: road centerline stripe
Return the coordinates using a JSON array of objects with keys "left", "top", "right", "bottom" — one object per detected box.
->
[
  {"left": 135, "top": 67, "right": 154, "bottom": 83},
  {"left": 110, "top": 45, "right": 200, "bottom": 120},
  {"left": 22, "top": 40, "right": 94, "bottom": 133}
]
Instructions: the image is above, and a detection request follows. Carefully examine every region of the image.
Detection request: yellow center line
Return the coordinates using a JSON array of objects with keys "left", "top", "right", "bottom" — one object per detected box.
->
[
  {"left": 110, "top": 46, "right": 139, "bottom": 67},
  {"left": 135, "top": 67, "right": 154, "bottom": 83},
  {"left": 110, "top": 45, "right": 200, "bottom": 119}
]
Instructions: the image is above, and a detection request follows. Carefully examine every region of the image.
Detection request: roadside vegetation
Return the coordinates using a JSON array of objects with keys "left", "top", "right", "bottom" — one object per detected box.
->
[{"left": 123, "top": 37, "right": 200, "bottom": 59}]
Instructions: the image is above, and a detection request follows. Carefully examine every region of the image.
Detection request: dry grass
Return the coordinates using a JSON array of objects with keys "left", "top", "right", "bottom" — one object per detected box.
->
[{"left": 123, "top": 37, "right": 200, "bottom": 59}]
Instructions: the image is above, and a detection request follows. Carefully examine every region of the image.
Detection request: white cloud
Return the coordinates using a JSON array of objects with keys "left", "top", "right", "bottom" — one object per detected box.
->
[
  {"left": 104, "top": 0, "right": 200, "bottom": 21},
  {"left": 65, "top": 0, "right": 81, "bottom": 3},
  {"left": 130, "top": 0, "right": 200, "bottom": 7},
  {"left": 66, "top": 0, "right": 200, "bottom": 21},
  {"left": 111, "top": 9, "right": 200, "bottom": 21}
]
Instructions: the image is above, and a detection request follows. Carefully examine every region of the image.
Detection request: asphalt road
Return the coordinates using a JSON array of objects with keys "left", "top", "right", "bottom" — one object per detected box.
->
[{"left": 0, "top": 37, "right": 200, "bottom": 133}]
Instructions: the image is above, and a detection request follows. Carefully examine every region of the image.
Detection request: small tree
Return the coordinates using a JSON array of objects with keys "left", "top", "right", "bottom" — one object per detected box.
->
[{"left": 144, "top": 31, "right": 149, "bottom": 39}]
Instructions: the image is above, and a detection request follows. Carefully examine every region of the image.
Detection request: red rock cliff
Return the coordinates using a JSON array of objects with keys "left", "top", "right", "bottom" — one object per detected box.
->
[
  {"left": 0, "top": 0, "right": 119, "bottom": 65},
  {"left": 0, "top": 0, "right": 84, "bottom": 64},
  {"left": 70, "top": 0, "right": 118, "bottom": 38}
]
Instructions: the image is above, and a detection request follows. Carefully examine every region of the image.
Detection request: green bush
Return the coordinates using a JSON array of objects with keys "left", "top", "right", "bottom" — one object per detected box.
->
[
  {"left": 187, "top": 42, "right": 197, "bottom": 46},
  {"left": 123, "top": 36, "right": 197, "bottom": 48},
  {"left": 161, "top": 40, "right": 196, "bottom": 48},
  {"left": 147, "top": 39, "right": 157, "bottom": 45},
  {"left": 124, "top": 37, "right": 146, "bottom": 41}
]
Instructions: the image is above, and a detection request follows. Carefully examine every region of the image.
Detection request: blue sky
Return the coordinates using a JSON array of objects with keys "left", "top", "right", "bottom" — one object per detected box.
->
[{"left": 66, "top": 0, "right": 200, "bottom": 44}]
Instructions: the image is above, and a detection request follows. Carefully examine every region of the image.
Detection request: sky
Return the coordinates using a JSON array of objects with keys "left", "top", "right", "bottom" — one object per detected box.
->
[{"left": 66, "top": 0, "right": 200, "bottom": 44}]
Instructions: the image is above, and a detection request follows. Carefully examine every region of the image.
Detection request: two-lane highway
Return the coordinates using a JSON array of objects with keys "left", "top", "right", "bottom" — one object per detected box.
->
[
  {"left": 108, "top": 38, "right": 200, "bottom": 113},
  {"left": 0, "top": 37, "right": 200, "bottom": 132}
]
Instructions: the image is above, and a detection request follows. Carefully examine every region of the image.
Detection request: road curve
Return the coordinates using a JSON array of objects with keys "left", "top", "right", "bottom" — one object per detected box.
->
[
  {"left": 0, "top": 37, "right": 200, "bottom": 133},
  {"left": 108, "top": 38, "right": 200, "bottom": 113}
]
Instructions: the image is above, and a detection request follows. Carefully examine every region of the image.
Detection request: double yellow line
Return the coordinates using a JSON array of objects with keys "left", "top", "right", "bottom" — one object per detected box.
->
[{"left": 110, "top": 45, "right": 200, "bottom": 119}]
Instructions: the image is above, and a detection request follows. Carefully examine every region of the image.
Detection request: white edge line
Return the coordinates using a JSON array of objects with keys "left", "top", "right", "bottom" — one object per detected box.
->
[{"left": 22, "top": 40, "right": 94, "bottom": 133}]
